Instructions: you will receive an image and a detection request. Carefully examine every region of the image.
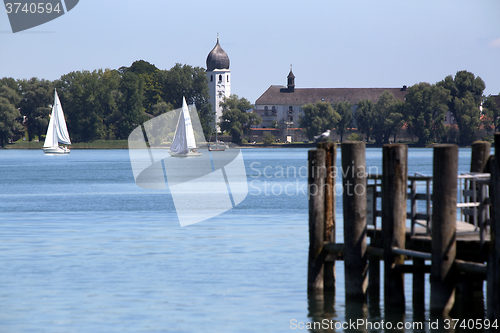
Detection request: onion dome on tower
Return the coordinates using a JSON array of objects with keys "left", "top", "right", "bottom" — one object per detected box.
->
[{"left": 206, "top": 38, "right": 230, "bottom": 71}]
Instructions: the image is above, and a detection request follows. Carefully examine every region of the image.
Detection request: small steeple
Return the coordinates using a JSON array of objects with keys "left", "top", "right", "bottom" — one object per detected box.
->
[{"left": 287, "top": 65, "right": 295, "bottom": 92}]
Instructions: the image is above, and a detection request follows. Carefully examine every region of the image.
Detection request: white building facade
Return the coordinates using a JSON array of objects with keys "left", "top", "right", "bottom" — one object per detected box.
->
[{"left": 254, "top": 70, "right": 408, "bottom": 129}]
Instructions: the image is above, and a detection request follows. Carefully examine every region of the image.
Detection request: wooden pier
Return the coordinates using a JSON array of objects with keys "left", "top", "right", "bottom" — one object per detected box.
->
[{"left": 307, "top": 134, "right": 500, "bottom": 320}]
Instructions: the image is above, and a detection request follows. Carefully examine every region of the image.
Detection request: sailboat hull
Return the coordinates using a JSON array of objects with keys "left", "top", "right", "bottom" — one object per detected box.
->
[
  {"left": 43, "top": 146, "right": 70, "bottom": 154},
  {"left": 208, "top": 143, "right": 229, "bottom": 151},
  {"left": 167, "top": 150, "right": 202, "bottom": 158}
]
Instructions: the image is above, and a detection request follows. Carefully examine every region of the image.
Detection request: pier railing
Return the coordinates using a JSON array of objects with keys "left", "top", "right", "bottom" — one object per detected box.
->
[
  {"left": 367, "top": 173, "right": 433, "bottom": 236},
  {"left": 367, "top": 172, "right": 491, "bottom": 244},
  {"left": 459, "top": 172, "right": 491, "bottom": 245}
]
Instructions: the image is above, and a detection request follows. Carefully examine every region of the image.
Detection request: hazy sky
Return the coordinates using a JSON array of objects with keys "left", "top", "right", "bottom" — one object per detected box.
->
[{"left": 1, "top": 0, "right": 499, "bottom": 104}]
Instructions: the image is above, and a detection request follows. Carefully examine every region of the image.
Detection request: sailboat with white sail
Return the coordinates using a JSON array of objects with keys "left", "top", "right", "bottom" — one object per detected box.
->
[
  {"left": 42, "top": 89, "right": 71, "bottom": 154},
  {"left": 168, "top": 97, "right": 202, "bottom": 157}
]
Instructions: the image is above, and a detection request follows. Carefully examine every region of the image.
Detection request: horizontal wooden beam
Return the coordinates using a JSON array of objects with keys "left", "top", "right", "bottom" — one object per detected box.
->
[
  {"left": 323, "top": 242, "right": 344, "bottom": 253},
  {"left": 392, "top": 247, "right": 432, "bottom": 260},
  {"left": 395, "top": 264, "right": 431, "bottom": 274},
  {"left": 455, "top": 259, "right": 487, "bottom": 277}
]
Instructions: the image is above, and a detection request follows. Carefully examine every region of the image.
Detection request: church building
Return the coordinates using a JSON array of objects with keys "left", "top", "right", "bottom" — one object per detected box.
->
[
  {"left": 254, "top": 69, "right": 409, "bottom": 128},
  {"left": 206, "top": 38, "right": 231, "bottom": 125}
]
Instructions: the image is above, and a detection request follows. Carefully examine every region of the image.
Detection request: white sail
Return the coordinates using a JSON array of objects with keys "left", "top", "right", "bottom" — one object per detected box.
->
[
  {"left": 183, "top": 98, "right": 197, "bottom": 149},
  {"left": 169, "top": 106, "right": 188, "bottom": 154},
  {"left": 43, "top": 105, "right": 56, "bottom": 148},
  {"left": 43, "top": 89, "right": 71, "bottom": 147},
  {"left": 170, "top": 97, "right": 198, "bottom": 154}
]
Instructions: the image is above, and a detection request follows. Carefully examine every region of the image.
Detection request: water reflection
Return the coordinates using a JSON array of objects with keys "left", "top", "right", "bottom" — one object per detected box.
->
[
  {"left": 306, "top": 272, "right": 489, "bottom": 332},
  {"left": 307, "top": 290, "right": 336, "bottom": 332}
]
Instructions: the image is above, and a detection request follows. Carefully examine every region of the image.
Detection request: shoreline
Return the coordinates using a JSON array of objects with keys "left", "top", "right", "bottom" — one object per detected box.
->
[{"left": 2, "top": 142, "right": 479, "bottom": 150}]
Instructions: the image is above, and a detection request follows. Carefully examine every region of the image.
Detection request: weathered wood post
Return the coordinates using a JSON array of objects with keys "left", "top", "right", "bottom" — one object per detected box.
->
[
  {"left": 342, "top": 142, "right": 367, "bottom": 300},
  {"left": 467, "top": 141, "right": 491, "bottom": 224},
  {"left": 430, "top": 144, "right": 458, "bottom": 316},
  {"left": 382, "top": 144, "right": 407, "bottom": 310},
  {"left": 454, "top": 141, "right": 492, "bottom": 315},
  {"left": 413, "top": 257, "right": 426, "bottom": 320},
  {"left": 308, "top": 149, "right": 326, "bottom": 291},
  {"left": 471, "top": 141, "right": 491, "bottom": 173},
  {"left": 487, "top": 133, "right": 500, "bottom": 320},
  {"left": 318, "top": 142, "right": 337, "bottom": 291}
]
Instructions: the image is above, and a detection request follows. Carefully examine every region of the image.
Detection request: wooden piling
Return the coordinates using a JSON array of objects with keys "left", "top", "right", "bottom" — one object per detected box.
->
[
  {"left": 308, "top": 149, "right": 326, "bottom": 292},
  {"left": 487, "top": 133, "right": 500, "bottom": 320},
  {"left": 368, "top": 253, "right": 380, "bottom": 303},
  {"left": 318, "top": 142, "right": 337, "bottom": 291},
  {"left": 341, "top": 142, "right": 367, "bottom": 300},
  {"left": 454, "top": 141, "right": 491, "bottom": 313},
  {"left": 430, "top": 144, "right": 458, "bottom": 316},
  {"left": 413, "top": 257, "right": 426, "bottom": 319},
  {"left": 470, "top": 141, "right": 491, "bottom": 173},
  {"left": 382, "top": 144, "right": 407, "bottom": 310}
]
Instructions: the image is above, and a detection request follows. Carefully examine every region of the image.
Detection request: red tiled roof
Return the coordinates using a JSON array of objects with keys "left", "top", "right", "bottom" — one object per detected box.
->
[{"left": 255, "top": 86, "right": 408, "bottom": 105}]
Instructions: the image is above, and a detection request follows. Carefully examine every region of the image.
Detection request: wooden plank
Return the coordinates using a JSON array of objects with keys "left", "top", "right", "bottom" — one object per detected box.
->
[{"left": 456, "top": 221, "right": 477, "bottom": 233}]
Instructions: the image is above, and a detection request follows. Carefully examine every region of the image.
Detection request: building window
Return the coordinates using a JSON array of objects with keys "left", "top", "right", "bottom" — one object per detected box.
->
[
  {"left": 219, "top": 75, "right": 222, "bottom": 82},
  {"left": 210, "top": 75, "right": 213, "bottom": 82},
  {"left": 227, "top": 75, "right": 229, "bottom": 82},
  {"left": 272, "top": 106, "right": 276, "bottom": 112},
  {"left": 264, "top": 106, "right": 268, "bottom": 111}
]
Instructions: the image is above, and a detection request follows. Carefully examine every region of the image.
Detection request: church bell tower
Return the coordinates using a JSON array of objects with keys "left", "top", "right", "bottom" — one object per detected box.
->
[{"left": 206, "top": 37, "right": 231, "bottom": 129}]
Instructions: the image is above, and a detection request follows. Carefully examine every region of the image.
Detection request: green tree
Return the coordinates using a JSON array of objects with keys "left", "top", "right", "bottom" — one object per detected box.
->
[
  {"left": 482, "top": 94, "right": 500, "bottom": 133},
  {"left": 219, "top": 94, "right": 260, "bottom": 144},
  {"left": 116, "top": 71, "right": 147, "bottom": 139},
  {"left": 437, "top": 71, "right": 485, "bottom": 145},
  {"left": 57, "top": 70, "right": 114, "bottom": 142},
  {"left": 151, "top": 101, "right": 174, "bottom": 117},
  {"left": 333, "top": 101, "right": 353, "bottom": 142},
  {"left": 0, "top": 84, "right": 23, "bottom": 146},
  {"left": 17, "top": 78, "right": 53, "bottom": 141},
  {"left": 120, "top": 60, "right": 164, "bottom": 114},
  {"left": 372, "top": 91, "right": 404, "bottom": 144},
  {"left": 355, "top": 99, "right": 376, "bottom": 142},
  {"left": 404, "top": 82, "right": 449, "bottom": 146},
  {"left": 119, "top": 60, "right": 159, "bottom": 76},
  {"left": 299, "top": 101, "right": 340, "bottom": 141},
  {"left": 159, "top": 64, "right": 212, "bottom": 138},
  {"left": 0, "top": 77, "right": 19, "bottom": 92},
  {"left": 262, "top": 133, "right": 276, "bottom": 145}
]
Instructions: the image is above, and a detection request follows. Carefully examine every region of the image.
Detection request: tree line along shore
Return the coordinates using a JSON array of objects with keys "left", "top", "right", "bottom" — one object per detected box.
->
[{"left": 1, "top": 60, "right": 499, "bottom": 148}]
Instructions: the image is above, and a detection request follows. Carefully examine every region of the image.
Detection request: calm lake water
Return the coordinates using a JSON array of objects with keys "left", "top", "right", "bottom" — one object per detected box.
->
[{"left": 0, "top": 147, "right": 481, "bottom": 332}]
